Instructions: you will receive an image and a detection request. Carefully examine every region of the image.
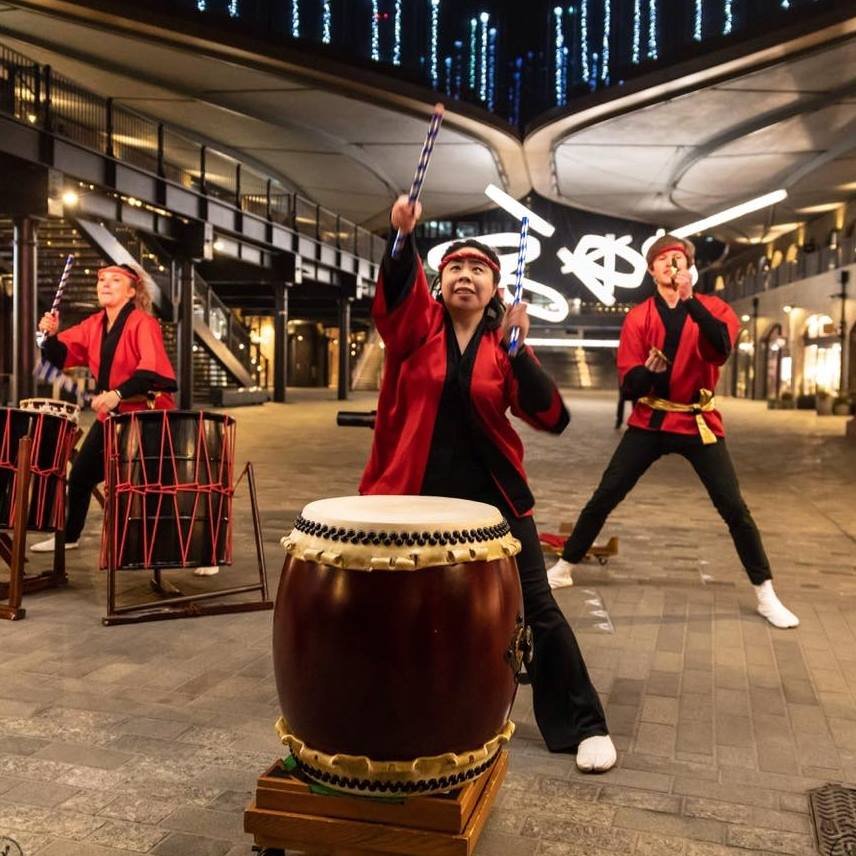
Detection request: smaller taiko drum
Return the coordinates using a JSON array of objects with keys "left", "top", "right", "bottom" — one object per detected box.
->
[
  {"left": 0, "top": 407, "right": 78, "bottom": 532},
  {"left": 102, "top": 410, "right": 235, "bottom": 570},
  {"left": 19, "top": 398, "right": 81, "bottom": 426},
  {"left": 273, "top": 495, "right": 529, "bottom": 796}
]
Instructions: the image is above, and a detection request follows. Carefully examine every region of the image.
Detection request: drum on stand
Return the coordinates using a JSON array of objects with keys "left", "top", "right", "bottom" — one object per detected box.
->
[
  {"left": 102, "top": 410, "right": 235, "bottom": 570},
  {"left": 273, "top": 495, "right": 530, "bottom": 797},
  {"left": 0, "top": 407, "right": 78, "bottom": 532}
]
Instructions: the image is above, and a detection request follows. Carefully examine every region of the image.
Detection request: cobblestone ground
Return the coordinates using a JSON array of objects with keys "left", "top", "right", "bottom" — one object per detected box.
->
[{"left": 1, "top": 389, "right": 854, "bottom": 855}]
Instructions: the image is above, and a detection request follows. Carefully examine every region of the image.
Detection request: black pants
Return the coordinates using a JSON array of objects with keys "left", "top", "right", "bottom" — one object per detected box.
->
[
  {"left": 444, "top": 488, "right": 609, "bottom": 752},
  {"left": 66, "top": 420, "right": 105, "bottom": 542},
  {"left": 561, "top": 427, "right": 772, "bottom": 585}
]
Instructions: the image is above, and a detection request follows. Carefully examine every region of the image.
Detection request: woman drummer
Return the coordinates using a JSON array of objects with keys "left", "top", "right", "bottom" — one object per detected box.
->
[
  {"left": 359, "top": 196, "right": 616, "bottom": 772},
  {"left": 29, "top": 264, "right": 221, "bottom": 572}
]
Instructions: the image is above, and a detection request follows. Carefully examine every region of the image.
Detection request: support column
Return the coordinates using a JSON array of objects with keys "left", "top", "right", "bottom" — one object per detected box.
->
[
  {"left": 750, "top": 296, "right": 759, "bottom": 400},
  {"left": 273, "top": 284, "right": 289, "bottom": 403},
  {"left": 12, "top": 217, "right": 38, "bottom": 403},
  {"left": 337, "top": 295, "right": 351, "bottom": 402},
  {"left": 838, "top": 270, "right": 849, "bottom": 398},
  {"left": 178, "top": 261, "right": 194, "bottom": 410}
]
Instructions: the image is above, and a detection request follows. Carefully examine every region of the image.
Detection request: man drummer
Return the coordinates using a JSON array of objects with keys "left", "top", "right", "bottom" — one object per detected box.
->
[
  {"left": 31, "top": 263, "right": 218, "bottom": 577},
  {"left": 547, "top": 235, "right": 798, "bottom": 629}
]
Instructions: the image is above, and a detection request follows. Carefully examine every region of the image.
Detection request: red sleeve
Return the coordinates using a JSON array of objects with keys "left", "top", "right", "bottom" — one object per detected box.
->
[
  {"left": 697, "top": 296, "right": 740, "bottom": 366},
  {"left": 135, "top": 314, "right": 176, "bottom": 381},
  {"left": 617, "top": 309, "right": 648, "bottom": 385},
  {"left": 372, "top": 255, "right": 436, "bottom": 360},
  {"left": 57, "top": 319, "right": 93, "bottom": 369}
]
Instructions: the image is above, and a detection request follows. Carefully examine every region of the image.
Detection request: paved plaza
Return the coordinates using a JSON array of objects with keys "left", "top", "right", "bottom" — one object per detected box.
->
[{"left": 1, "top": 389, "right": 855, "bottom": 855}]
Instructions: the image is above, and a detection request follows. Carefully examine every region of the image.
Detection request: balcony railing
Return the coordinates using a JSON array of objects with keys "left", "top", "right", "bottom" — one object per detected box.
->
[
  {"left": 714, "top": 237, "right": 856, "bottom": 303},
  {"left": 0, "top": 40, "right": 386, "bottom": 266}
]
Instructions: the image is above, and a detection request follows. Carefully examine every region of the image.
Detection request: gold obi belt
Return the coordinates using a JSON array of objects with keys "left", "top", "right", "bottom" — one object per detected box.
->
[{"left": 638, "top": 388, "right": 717, "bottom": 445}]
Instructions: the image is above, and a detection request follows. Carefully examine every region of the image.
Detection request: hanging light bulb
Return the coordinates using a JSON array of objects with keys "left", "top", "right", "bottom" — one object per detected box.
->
[
  {"left": 429, "top": 0, "right": 441, "bottom": 88},
  {"left": 371, "top": 0, "right": 380, "bottom": 61},
  {"left": 479, "top": 12, "right": 489, "bottom": 103},
  {"left": 321, "top": 0, "right": 332, "bottom": 44},
  {"left": 393, "top": 0, "right": 403, "bottom": 65}
]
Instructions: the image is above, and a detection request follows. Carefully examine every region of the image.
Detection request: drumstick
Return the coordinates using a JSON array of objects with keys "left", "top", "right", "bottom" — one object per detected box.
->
[
  {"left": 35, "top": 359, "right": 91, "bottom": 405},
  {"left": 649, "top": 346, "right": 670, "bottom": 365},
  {"left": 390, "top": 103, "right": 444, "bottom": 259},
  {"left": 36, "top": 253, "right": 74, "bottom": 348},
  {"left": 506, "top": 216, "right": 529, "bottom": 357}
]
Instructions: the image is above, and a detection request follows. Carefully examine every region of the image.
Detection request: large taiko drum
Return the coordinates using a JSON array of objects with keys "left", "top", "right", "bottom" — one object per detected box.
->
[
  {"left": 274, "top": 495, "right": 529, "bottom": 796},
  {"left": 0, "top": 407, "right": 78, "bottom": 532},
  {"left": 102, "top": 410, "right": 235, "bottom": 570}
]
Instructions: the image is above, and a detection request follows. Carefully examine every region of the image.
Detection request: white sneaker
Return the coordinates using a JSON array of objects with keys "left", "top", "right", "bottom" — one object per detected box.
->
[
  {"left": 547, "top": 557, "right": 575, "bottom": 589},
  {"left": 31, "top": 536, "right": 78, "bottom": 553},
  {"left": 755, "top": 580, "right": 799, "bottom": 628},
  {"left": 194, "top": 566, "right": 220, "bottom": 577},
  {"left": 576, "top": 735, "right": 617, "bottom": 773}
]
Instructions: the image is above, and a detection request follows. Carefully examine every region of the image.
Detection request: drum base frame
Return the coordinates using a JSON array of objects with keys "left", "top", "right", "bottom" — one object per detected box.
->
[
  {"left": 0, "top": 435, "right": 69, "bottom": 621},
  {"left": 102, "top": 460, "right": 273, "bottom": 626},
  {"left": 244, "top": 749, "right": 507, "bottom": 856}
]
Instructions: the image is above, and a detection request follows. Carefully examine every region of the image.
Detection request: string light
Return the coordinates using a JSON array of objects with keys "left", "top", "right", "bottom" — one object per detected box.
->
[
  {"left": 291, "top": 0, "right": 300, "bottom": 38},
  {"left": 453, "top": 40, "right": 463, "bottom": 96},
  {"left": 479, "top": 12, "right": 489, "bottom": 103},
  {"left": 469, "top": 18, "right": 477, "bottom": 91},
  {"left": 693, "top": 0, "right": 702, "bottom": 40},
  {"left": 511, "top": 57, "right": 522, "bottom": 127},
  {"left": 632, "top": 0, "right": 641, "bottom": 63},
  {"left": 227, "top": 0, "right": 238, "bottom": 16},
  {"left": 580, "top": 0, "right": 589, "bottom": 82},
  {"left": 444, "top": 56, "right": 452, "bottom": 96},
  {"left": 322, "top": 0, "right": 332, "bottom": 44},
  {"left": 554, "top": 7, "right": 564, "bottom": 106},
  {"left": 723, "top": 0, "right": 733, "bottom": 33},
  {"left": 371, "top": 0, "right": 380, "bottom": 61},
  {"left": 196, "top": 0, "right": 206, "bottom": 9},
  {"left": 647, "top": 0, "right": 658, "bottom": 60},
  {"left": 393, "top": 0, "right": 402, "bottom": 65},
  {"left": 430, "top": 0, "right": 440, "bottom": 88},
  {"left": 487, "top": 26, "right": 497, "bottom": 110},
  {"left": 601, "top": 0, "right": 610, "bottom": 82}
]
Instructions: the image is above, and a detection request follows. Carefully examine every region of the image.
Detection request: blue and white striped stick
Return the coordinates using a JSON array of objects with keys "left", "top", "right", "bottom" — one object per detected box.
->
[
  {"left": 36, "top": 253, "right": 74, "bottom": 348},
  {"left": 391, "top": 103, "right": 445, "bottom": 258},
  {"left": 34, "top": 358, "right": 90, "bottom": 405},
  {"left": 506, "top": 216, "right": 529, "bottom": 356}
]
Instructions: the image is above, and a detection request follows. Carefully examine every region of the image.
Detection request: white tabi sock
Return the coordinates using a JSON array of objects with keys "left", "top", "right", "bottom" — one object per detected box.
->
[
  {"left": 576, "top": 735, "right": 617, "bottom": 773},
  {"left": 547, "top": 557, "right": 575, "bottom": 589},
  {"left": 755, "top": 580, "right": 799, "bottom": 629}
]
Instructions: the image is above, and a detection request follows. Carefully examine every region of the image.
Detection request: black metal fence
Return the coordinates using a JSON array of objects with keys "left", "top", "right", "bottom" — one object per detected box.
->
[{"left": 0, "top": 40, "right": 386, "bottom": 265}]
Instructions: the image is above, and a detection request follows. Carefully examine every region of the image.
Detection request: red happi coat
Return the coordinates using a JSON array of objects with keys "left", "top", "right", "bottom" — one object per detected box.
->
[
  {"left": 359, "top": 254, "right": 567, "bottom": 516},
  {"left": 58, "top": 308, "right": 176, "bottom": 421},
  {"left": 618, "top": 293, "right": 740, "bottom": 437}
]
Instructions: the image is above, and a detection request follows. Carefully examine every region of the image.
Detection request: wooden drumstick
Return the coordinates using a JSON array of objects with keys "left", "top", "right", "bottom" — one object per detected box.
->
[
  {"left": 391, "top": 103, "right": 444, "bottom": 259},
  {"left": 36, "top": 253, "right": 74, "bottom": 348},
  {"left": 649, "top": 346, "right": 670, "bottom": 365},
  {"left": 506, "top": 216, "right": 529, "bottom": 357}
]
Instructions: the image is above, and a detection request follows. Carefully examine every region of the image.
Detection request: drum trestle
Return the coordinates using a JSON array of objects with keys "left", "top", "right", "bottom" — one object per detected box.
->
[
  {"left": 103, "top": 460, "right": 273, "bottom": 626},
  {"left": 244, "top": 750, "right": 508, "bottom": 856}
]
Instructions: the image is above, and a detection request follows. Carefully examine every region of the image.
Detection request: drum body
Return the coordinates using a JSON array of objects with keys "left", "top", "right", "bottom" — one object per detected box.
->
[
  {"left": 0, "top": 407, "right": 77, "bottom": 532},
  {"left": 102, "top": 410, "right": 235, "bottom": 569},
  {"left": 273, "top": 495, "right": 526, "bottom": 796},
  {"left": 19, "top": 398, "right": 81, "bottom": 425}
]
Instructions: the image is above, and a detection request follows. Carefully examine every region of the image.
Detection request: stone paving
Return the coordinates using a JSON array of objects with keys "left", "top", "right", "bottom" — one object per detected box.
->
[{"left": 1, "top": 389, "right": 855, "bottom": 855}]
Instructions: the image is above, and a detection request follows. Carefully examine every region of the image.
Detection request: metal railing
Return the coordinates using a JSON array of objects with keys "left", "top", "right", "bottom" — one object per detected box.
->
[
  {"left": 715, "top": 237, "right": 856, "bottom": 302},
  {"left": 0, "top": 40, "right": 386, "bottom": 266}
]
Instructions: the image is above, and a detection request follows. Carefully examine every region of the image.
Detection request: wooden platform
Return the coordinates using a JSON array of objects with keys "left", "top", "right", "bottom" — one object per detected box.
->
[{"left": 244, "top": 750, "right": 508, "bottom": 856}]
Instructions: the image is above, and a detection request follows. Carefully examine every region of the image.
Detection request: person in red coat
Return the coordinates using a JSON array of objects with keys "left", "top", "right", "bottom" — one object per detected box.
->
[
  {"left": 31, "top": 265, "right": 192, "bottom": 561},
  {"left": 360, "top": 196, "right": 616, "bottom": 772},
  {"left": 547, "top": 235, "right": 798, "bottom": 628}
]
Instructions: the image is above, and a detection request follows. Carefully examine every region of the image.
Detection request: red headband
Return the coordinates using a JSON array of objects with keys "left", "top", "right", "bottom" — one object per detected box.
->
[
  {"left": 98, "top": 265, "right": 141, "bottom": 283},
  {"left": 438, "top": 250, "right": 501, "bottom": 276},
  {"left": 650, "top": 245, "right": 688, "bottom": 263}
]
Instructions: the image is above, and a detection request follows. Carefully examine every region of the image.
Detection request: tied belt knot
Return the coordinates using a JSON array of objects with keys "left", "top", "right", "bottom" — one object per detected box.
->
[{"left": 638, "top": 388, "right": 717, "bottom": 445}]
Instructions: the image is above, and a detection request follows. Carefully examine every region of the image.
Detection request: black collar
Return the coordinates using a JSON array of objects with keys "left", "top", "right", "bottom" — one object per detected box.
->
[{"left": 97, "top": 302, "right": 136, "bottom": 391}]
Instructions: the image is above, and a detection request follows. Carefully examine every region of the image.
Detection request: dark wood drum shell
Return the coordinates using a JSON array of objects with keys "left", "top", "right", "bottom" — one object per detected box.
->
[{"left": 272, "top": 554, "right": 523, "bottom": 763}]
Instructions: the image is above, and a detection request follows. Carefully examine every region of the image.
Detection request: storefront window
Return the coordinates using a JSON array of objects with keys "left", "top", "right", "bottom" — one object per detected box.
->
[{"left": 802, "top": 314, "right": 840, "bottom": 394}]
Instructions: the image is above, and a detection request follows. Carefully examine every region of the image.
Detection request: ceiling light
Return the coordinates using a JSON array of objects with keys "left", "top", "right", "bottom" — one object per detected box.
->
[
  {"left": 62, "top": 190, "right": 79, "bottom": 207},
  {"left": 484, "top": 184, "right": 556, "bottom": 237},
  {"left": 673, "top": 190, "right": 788, "bottom": 237}
]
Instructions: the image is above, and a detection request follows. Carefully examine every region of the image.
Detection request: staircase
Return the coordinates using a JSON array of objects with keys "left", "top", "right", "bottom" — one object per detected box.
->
[{"left": 351, "top": 329, "right": 384, "bottom": 391}]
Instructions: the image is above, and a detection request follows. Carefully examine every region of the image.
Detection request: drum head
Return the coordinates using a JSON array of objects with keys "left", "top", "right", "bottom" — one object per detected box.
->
[{"left": 283, "top": 495, "right": 520, "bottom": 571}]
